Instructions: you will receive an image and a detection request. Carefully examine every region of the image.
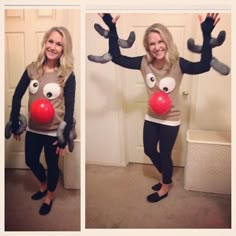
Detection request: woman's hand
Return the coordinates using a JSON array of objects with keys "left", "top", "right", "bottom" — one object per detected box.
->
[
  {"left": 199, "top": 13, "right": 221, "bottom": 36},
  {"left": 98, "top": 13, "right": 120, "bottom": 31},
  {"left": 198, "top": 13, "right": 220, "bottom": 26},
  {"left": 98, "top": 13, "right": 120, "bottom": 24},
  {"left": 13, "top": 134, "right": 21, "bottom": 141},
  {"left": 53, "top": 141, "right": 69, "bottom": 157}
]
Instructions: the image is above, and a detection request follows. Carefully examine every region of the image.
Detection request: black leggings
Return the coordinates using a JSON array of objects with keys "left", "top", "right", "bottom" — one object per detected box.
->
[
  {"left": 143, "top": 120, "right": 179, "bottom": 184},
  {"left": 25, "top": 131, "right": 59, "bottom": 192}
]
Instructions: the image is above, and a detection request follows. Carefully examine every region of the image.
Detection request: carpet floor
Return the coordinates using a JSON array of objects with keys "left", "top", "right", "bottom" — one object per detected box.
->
[
  {"left": 86, "top": 163, "right": 231, "bottom": 229},
  {"left": 5, "top": 169, "right": 80, "bottom": 231}
]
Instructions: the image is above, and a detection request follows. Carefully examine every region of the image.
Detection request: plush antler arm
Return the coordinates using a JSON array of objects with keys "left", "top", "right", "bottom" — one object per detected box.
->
[
  {"left": 88, "top": 16, "right": 136, "bottom": 64},
  {"left": 187, "top": 30, "right": 226, "bottom": 53},
  {"left": 187, "top": 30, "right": 230, "bottom": 75},
  {"left": 211, "top": 57, "right": 230, "bottom": 75}
]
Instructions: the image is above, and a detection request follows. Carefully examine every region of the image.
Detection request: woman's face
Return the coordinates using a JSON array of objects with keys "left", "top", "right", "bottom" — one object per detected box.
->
[
  {"left": 45, "top": 31, "right": 63, "bottom": 63},
  {"left": 148, "top": 31, "right": 167, "bottom": 61}
]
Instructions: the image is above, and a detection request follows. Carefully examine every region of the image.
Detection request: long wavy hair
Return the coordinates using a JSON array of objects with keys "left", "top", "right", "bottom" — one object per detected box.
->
[
  {"left": 34, "top": 26, "right": 74, "bottom": 86},
  {"left": 143, "top": 23, "right": 179, "bottom": 70}
]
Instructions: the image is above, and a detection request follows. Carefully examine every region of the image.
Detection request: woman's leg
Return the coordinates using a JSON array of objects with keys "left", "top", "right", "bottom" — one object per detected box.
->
[
  {"left": 156, "top": 124, "right": 179, "bottom": 197},
  {"left": 143, "top": 120, "right": 162, "bottom": 173},
  {"left": 147, "top": 124, "right": 179, "bottom": 202},
  {"left": 25, "top": 131, "right": 47, "bottom": 191},
  {"left": 43, "top": 135, "right": 59, "bottom": 202},
  {"left": 159, "top": 124, "right": 179, "bottom": 185},
  {"left": 39, "top": 136, "right": 59, "bottom": 215}
]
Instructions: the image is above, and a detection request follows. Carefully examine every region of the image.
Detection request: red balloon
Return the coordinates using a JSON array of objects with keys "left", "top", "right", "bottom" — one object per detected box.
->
[
  {"left": 30, "top": 99, "right": 55, "bottom": 124},
  {"left": 149, "top": 91, "right": 172, "bottom": 115}
]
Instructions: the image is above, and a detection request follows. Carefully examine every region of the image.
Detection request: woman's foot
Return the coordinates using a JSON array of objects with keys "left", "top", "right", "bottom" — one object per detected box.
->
[
  {"left": 31, "top": 190, "right": 47, "bottom": 200},
  {"left": 152, "top": 182, "right": 162, "bottom": 191},
  {"left": 158, "top": 183, "right": 169, "bottom": 196},
  {"left": 39, "top": 197, "right": 53, "bottom": 215},
  {"left": 147, "top": 192, "right": 168, "bottom": 202},
  {"left": 32, "top": 181, "right": 47, "bottom": 200},
  {"left": 147, "top": 183, "right": 169, "bottom": 202},
  {"left": 39, "top": 191, "right": 55, "bottom": 215}
]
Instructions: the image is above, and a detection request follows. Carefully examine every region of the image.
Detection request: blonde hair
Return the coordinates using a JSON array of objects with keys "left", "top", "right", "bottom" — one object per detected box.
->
[
  {"left": 34, "top": 26, "right": 74, "bottom": 86},
  {"left": 143, "top": 23, "right": 179, "bottom": 70}
]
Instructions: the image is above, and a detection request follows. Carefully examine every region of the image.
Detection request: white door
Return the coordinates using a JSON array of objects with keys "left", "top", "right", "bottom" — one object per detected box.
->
[
  {"left": 120, "top": 13, "right": 197, "bottom": 166},
  {"left": 5, "top": 9, "right": 80, "bottom": 169}
]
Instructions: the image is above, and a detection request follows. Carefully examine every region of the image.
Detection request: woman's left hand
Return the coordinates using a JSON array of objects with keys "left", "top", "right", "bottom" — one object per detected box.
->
[
  {"left": 198, "top": 13, "right": 221, "bottom": 35},
  {"left": 198, "top": 13, "right": 220, "bottom": 26},
  {"left": 53, "top": 141, "right": 69, "bottom": 156}
]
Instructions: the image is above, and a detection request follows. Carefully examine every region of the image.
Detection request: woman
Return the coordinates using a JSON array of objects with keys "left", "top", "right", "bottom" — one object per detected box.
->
[
  {"left": 10, "top": 26, "right": 76, "bottom": 214},
  {"left": 90, "top": 13, "right": 220, "bottom": 202}
]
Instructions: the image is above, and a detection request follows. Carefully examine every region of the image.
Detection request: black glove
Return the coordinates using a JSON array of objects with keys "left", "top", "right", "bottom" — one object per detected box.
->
[
  {"left": 57, "top": 123, "right": 70, "bottom": 149},
  {"left": 57, "top": 120, "right": 77, "bottom": 152},
  {"left": 102, "top": 13, "right": 116, "bottom": 30},
  {"left": 102, "top": 13, "right": 119, "bottom": 40},
  {"left": 201, "top": 16, "right": 215, "bottom": 36},
  {"left": 11, "top": 118, "right": 21, "bottom": 134}
]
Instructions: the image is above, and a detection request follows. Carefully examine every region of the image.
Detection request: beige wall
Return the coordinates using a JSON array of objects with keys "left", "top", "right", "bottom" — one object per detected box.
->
[
  {"left": 86, "top": 14, "right": 126, "bottom": 166},
  {"left": 189, "top": 13, "right": 231, "bottom": 132}
]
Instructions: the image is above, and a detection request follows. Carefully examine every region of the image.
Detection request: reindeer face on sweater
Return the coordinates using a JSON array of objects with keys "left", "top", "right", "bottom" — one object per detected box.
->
[
  {"left": 140, "top": 57, "right": 183, "bottom": 117},
  {"left": 145, "top": 73, "right": 176, "bottom": 93},
  {"left": 27, "top": 63, "right": 65, "bottom": 132}
]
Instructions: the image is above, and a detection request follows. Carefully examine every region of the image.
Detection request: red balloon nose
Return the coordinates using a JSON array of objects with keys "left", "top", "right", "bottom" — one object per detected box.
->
[
  {"left": 30, "top": 98, "right": 55, "bottom": 124},
  {"left": 149, "top": 91, "right": 172, "bottom": 115}
]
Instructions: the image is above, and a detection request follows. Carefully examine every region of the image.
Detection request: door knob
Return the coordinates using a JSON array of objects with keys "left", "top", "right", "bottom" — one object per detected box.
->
[{"left": 182, "top": 91, "right": 189, "bottom": 96}]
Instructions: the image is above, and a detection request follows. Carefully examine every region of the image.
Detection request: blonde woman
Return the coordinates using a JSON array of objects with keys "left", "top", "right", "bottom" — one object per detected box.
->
[
  {"left": 10, "top": 26, "right": 76, "bottom": 215},
  {"left": 89, "top": 13, "right": 220, "bottom": 203}
]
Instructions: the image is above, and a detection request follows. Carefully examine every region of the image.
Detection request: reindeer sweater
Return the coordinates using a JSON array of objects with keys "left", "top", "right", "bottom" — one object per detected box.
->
[{"left": 11, "top": 62, "right": 75, "bottom": 143}]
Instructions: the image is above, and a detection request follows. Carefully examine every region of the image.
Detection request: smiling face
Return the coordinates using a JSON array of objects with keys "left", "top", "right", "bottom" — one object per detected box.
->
[
  {"left": 45, "top": 31, "right": 63, "bottom": 64},
  {"left": 147, "top": 31, "right": 167, "bottom": 62}
]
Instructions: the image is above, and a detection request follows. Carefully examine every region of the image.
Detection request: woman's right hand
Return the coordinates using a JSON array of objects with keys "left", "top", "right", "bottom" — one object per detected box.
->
[
  {"left": 11, "top": 117, "right": 25, "bottom": 141},
  {"left": 11, "top": 119, "right": 21, "bottom": 141},
  {"left": 98, "top": 13, "right": 120, "bottom": 23},
  {"left": 13, "top": 134, "right": 21, "bottom": 141}
]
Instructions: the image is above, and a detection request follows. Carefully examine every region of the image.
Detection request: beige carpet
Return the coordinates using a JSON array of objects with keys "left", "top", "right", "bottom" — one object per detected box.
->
[
  {"left": 86, "top": 163, "right": 231, "bottom": 228},
  {"left": 5, "top": 169, "right": 80, "bottom": 231}
]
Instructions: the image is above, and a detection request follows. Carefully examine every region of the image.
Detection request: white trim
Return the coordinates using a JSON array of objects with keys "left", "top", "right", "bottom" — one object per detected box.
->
[
  {"left": 26, "top": 127, "right": 57, "bottom": 137},
  {"left": 86, "top": 160, "right": 127, "bottom": 167},
  {"left": 187, "top": 129, "right": 231, "bottom": 146},
  {"left": 145, "top": 114, "right": 181, "bottom": 126}
]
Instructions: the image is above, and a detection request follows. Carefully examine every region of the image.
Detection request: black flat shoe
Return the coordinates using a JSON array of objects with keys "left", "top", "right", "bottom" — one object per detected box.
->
[
  {"left": 31, "top": 190, "right": 47, "bottom": 200},
  {"left": 152, "top": 183, "right": 162, "bottom": 191},
  {"left": 39, "top": 200, "right": 53, "bottom": 215},
  {"left": 147, "top": 192, "right": 168, "bottom": 203}
]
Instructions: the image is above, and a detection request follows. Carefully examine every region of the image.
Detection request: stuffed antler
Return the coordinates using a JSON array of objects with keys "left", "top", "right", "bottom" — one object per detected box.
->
[
  {"left": 187, "top": 30, "right": 230, "bottom": 75},
  {"left": 57, "top": 119, "right": 77, "bottom": 152},
  {"left": 88, "top": 23, "right": 135, "bottom": 63},
  {"left": 5, "top": 114, "right": 27, "bottom": 139}
]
